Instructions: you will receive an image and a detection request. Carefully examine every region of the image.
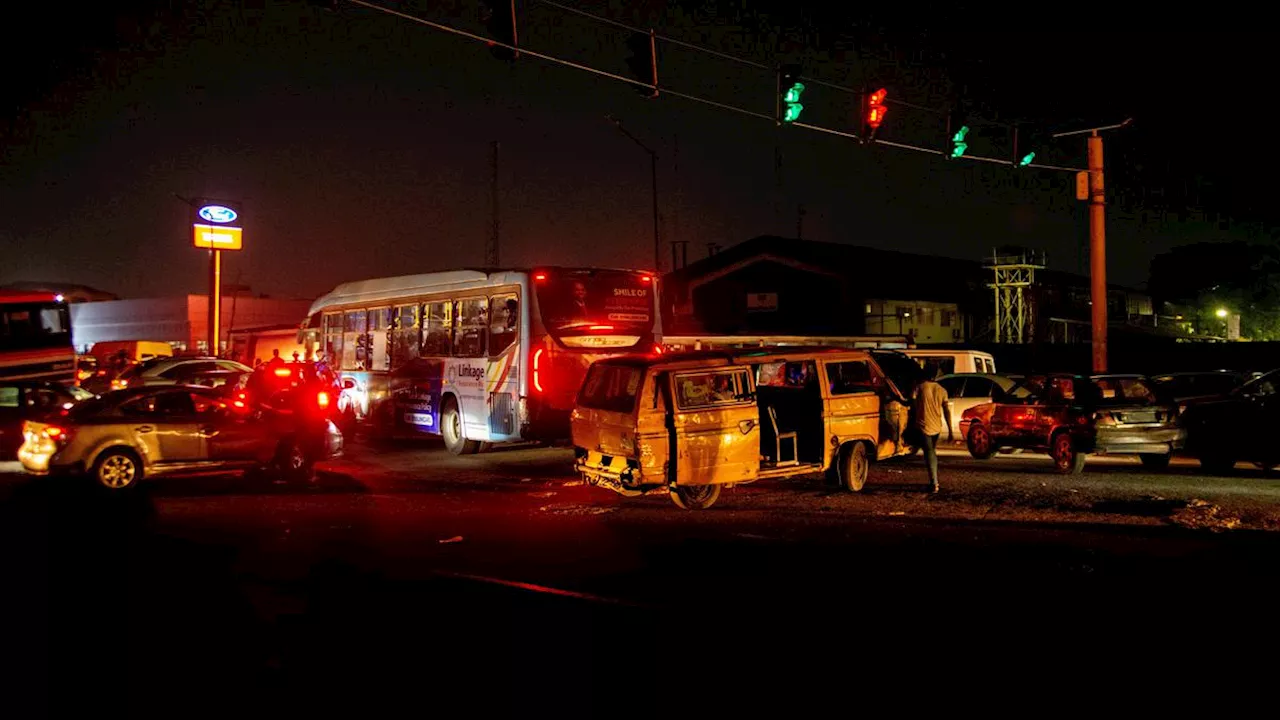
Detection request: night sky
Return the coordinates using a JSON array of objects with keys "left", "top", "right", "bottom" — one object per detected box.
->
[{"left": 1, "top": 1, "right": 1271, "bottom": 300}]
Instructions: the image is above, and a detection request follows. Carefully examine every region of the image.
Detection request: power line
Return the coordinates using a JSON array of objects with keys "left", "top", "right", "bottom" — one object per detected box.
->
[{"left": 341, "top": 0, "right": 1085, "bottom": 173}]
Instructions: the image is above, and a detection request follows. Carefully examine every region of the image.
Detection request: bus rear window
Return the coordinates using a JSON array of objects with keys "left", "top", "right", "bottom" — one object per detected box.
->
[
  {"left": 577, "top": 363, "right": 644, "bottom": 414},
  {"left": 536, "top": 270, "right": 654, "bottom": 339}
]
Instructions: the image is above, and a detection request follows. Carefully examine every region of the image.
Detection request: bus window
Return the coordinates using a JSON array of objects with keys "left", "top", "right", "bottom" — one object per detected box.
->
[
  {"left": 422, "top": 301, "right": 452, "bottom": 356},
  {"left": 323, "top": 312, "right": 343, "bottom": 366},
  {"left": 343, "top": 310, "right": 367, "bottom": 370},
  {"left": 391, "top": 304, "right": 420, "bottom": 368},
  {"left": 454, "top": 298, "right": 487, "bottom": 358},
  {"left": 368, "top": 307, "right": 391, "bottom": 371},
  {"left": 489, "top": 295, "right": 518, "bottom": 357}
]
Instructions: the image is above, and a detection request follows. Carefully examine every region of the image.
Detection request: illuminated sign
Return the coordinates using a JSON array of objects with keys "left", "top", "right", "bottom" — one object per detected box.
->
[
  {"left": 198, "top": 204, "right": 238, "bottom": 224},
  {"left": 193, "top": 224, "right": 243, "bottom": 250}
]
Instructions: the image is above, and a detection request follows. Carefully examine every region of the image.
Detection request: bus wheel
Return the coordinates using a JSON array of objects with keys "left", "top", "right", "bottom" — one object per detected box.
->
[
  {"left": 441, "top": 398, "right": 480, "bottom": 456},
  {"left": 670, "top": 484, "right": 721, "bottom": 510}
]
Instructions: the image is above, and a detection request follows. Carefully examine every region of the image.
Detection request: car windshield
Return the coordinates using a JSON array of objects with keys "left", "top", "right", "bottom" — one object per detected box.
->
[
  {"left": 1233, "top": 369, "right": 1280, "bottom": 398},
  {"left": 1093, "top": 377, "right": 1158, "bottom": 406}
]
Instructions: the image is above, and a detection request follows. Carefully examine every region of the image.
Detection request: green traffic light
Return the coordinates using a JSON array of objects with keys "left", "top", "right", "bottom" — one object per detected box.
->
[
  {"left": 1019, "top": 151, "right": 1035, "bottom": 167},
  {"left": 781, "top": 82, "right": 805, "bottom": 123},
  {"left": 951, "top": 125, "right": 969, "bottom": 158}
]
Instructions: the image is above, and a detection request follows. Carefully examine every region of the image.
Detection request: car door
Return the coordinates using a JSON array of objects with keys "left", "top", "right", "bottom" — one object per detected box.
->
[
  {"left": 953, "top": 377, "right": 999, "bottom": 438},
  {"left": 118, "top": 390, "right": 207, "bottom": 463},
  {"left": 670, "top": 366, "right": 759, "bottom": 486},
  {"left": 199, "top": 390, "right": 273, "bottom": 464}
]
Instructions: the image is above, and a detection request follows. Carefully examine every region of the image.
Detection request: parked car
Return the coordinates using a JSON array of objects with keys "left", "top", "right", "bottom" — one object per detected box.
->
[
  {"left": 960, "top": 373, "right": 1184, "bottom": 473},
  {"left": 1149, "top": 370, "right": 1254, "bottom": 404},
  {"left": 1, "top": 380, "right": 94, "bottom": 459},
  {"left": 110, "top": 357, "right": 251, "bottom": 390},
  {"left": 1179, "top": 368, "right": 1280, "bottom": 473},
  {"left": 936, "top": 373, "right": 1030, "bottom": 440},
  {"left": 18, "top": 384, "right": 342, "bottom": 490}
]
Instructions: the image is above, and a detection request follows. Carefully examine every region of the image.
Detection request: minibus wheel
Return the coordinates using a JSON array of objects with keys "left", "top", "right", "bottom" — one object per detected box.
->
[
  {"left": 670, "top": 484, "right": 720, "bottom": 510},
  {"left": 838, "top": 442, "right": 868, "bottom": 493}
]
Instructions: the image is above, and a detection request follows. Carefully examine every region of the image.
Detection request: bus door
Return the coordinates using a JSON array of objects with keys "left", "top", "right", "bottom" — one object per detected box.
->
[{"left": 486, "top": 294, "right": 520, "bottom": 438}]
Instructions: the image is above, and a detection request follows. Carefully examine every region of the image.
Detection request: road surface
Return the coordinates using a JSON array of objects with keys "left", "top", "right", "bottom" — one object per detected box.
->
[{"left": 3, "top": 440, "right": 1278, "bottom": 715}]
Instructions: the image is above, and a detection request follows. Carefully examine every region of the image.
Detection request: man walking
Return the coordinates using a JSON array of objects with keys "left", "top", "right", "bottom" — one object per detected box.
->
[{"left": 913, "top": 368, "right": 954, "bottom": 493}]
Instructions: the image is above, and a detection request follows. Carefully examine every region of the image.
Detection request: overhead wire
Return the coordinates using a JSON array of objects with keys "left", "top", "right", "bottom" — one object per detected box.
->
[{"left": 341, "top": 0, "right": 1086, "bottom": 173}]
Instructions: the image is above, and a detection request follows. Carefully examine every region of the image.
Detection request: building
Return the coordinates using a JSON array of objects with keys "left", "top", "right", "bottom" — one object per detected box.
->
[
  {"left": 71, "top": 295, "right": 313, "bottom": 356},
  {"left": 662, "top": 236, "right": 984, "bottom": 341},
  {"left": 661, "top": 236, "right": 1156, "bottom": 345}
]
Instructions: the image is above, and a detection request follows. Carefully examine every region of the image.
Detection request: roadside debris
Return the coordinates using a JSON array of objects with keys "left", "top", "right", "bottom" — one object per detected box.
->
[
  {"left": 562, "top": 480, "right": 585, "bottom": 487},
  {"left": 531, "top": 491, "right": 556, "bottom": 498},
  {"left": 438, "top": 535, "right": 464, "bottom": 544},
  {"left": 888, "top": 511, "right": 906, "bottom": 516},
  {"left": 1169, "top": 499, "right": 1242, "bottom": 531}
]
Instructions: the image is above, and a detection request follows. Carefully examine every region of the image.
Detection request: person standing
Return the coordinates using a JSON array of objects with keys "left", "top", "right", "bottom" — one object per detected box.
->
[{"left": 912, "top": 368, "right": 954, "bottom": 493}]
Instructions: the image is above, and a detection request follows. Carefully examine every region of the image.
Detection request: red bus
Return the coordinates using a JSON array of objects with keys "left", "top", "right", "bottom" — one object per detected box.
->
[
  {"left": 0, "top": 291, "right": 75, "bottom": 383},
  {"left": 300, "top": 267, "right": 661, "bottom": 453}
]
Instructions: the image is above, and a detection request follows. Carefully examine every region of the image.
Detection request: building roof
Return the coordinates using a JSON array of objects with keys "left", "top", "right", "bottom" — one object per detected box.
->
[
  {"left": 0, "top": 281, "right": 118, "bottom": 301},
  {"left": 663, "top": 236, "right": 1147, "bottom": 301}
]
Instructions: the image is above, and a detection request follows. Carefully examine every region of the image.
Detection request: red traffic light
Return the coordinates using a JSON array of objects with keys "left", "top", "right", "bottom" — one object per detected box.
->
[{"left": 867, "top": 88, "right": 888, "bottom": 129}]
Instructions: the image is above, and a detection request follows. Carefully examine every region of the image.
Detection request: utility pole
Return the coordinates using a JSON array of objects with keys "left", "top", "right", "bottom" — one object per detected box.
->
[
  {"left": 796, "top": 204, "right": 805, "bottom": 240},
  {"left": 1053, "top": 118, "right": 1133, "bottom": 373},
  {"left": 488, "top": 141, "right": 500, "bottom": 267},
  {"left": 605, "top": 114, "right": 661, "bottom": 272}
]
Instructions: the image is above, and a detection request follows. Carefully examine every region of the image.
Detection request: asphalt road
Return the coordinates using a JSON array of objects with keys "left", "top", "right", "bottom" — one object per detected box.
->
[{"left": 3, "top": 441, "right": 1279, "bottom": 716}]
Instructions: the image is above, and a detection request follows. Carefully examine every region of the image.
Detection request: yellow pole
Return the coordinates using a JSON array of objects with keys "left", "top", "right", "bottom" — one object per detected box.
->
[
  {"left": 209, "top": 249, "right": 222, "bottom": 356},
  {"left": 1088, "top": 134, "right": 1106, "bottom": 373}
]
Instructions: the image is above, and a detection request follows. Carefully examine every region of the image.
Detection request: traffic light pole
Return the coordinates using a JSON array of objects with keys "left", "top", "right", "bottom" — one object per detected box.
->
[{"left": 1053, "top": 119, "right": 1132, "bottom": 373}]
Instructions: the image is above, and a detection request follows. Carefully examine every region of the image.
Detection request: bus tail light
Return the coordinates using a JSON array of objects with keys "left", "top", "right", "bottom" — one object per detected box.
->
[
  {"left": 317, "top": 391, "right": 331, "bottom": 409},
  {"left": 532, "top": 347, "right": 545, "bottom": 393}
]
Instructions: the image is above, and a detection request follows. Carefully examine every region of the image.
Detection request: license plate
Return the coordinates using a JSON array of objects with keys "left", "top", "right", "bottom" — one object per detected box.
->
[{"left": 404, "top": 412, "right": 434, "bottom": 427}]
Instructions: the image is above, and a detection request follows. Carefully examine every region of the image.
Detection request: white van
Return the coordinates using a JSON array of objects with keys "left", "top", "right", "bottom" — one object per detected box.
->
[{"left": 903, "top": 349, "right": 996, "bottom": 376}]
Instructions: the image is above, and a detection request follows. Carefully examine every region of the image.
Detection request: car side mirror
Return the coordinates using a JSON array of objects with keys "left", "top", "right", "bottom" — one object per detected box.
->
[{"left": 342, "top": 379, "right": 356, "bottom": 390}]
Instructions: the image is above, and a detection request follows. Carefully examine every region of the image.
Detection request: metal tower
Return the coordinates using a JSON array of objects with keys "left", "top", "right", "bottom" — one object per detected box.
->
[{"left": 986, "top": 249, "right": 1045, "bottom": 343}]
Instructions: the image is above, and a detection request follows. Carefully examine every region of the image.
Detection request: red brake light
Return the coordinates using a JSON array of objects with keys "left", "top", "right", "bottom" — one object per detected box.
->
[
  {"left": 532, "top": 347, "right": 545, "bottom": 393},
  {"left": 640, "top": 275, "right": 652, "bottom": 283},
  {"left": 317, "top": 391, "right": 331, "bottom": 409},
  {"left": 273, "top": 367, "right": 292, "bottom": 377},
  {"left": 588, "top": 324, "right": 614, "bottom": 331},
  {"left": 534, "top": 273, "right": 547, "bottom": 282},
  {"left": 44, "top": 426, "right": 63, "bottom": 438}
]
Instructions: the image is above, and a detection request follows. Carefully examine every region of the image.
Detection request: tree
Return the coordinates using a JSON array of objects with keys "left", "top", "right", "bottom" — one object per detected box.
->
[{"left": 1149, "top": 242, "right": 1280, "bottom": 341}]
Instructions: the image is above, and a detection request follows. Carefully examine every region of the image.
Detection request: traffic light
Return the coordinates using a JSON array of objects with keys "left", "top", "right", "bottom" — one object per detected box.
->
[
  {"left": 1015, "top": 126, "right": 1044, "bottom": 168},
  {"left": 779, "top": 65, "right": 804, "bottom": 123},
  {"left": 481, "top": 0, "right": 518, "bottom": 62},
  {"left": 625, "top": 30, "right": 658, "bottom": 98},
  {"left": 951, "top": 125, "right": 969, "bottom": 159},
  {"left": 864, "top": 87, "right": 887, "bottom": 139}
]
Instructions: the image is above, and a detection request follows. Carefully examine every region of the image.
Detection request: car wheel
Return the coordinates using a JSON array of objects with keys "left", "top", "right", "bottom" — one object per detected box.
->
[
  {"left": 966, "top": 424, "right": 996, "bottom": 460},
  {"left": 669, "top": 484, "right": 721, "bottom": 510},
  {"left": 441, "top": 398, "right": 480, "bottom": 456},
  {"left": 92, "top": 449, "right": 143, "bottom": 491},
  {"left": 274, "top": 438, "right": 315, "bottom": 483},
  {"left": 1051, "top": 432, "right": 1086, "bottom": 474}
]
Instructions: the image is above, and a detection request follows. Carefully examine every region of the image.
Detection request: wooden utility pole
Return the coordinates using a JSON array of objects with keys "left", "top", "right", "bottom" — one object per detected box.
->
[{"left": 488, "top": 141, "right": 500, "bottom": 267}]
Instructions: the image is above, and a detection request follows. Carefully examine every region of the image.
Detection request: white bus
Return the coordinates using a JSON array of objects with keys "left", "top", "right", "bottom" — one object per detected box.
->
[{"left": 301, "top": 267, "right": 661, "bottom": 454}]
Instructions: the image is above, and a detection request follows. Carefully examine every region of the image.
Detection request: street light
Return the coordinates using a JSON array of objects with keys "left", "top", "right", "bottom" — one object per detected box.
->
[
  {"left": 1216, "top": 308, "right": 1229, "bottom": 318},
  {"left": 605, "top": 115, "right": 661, "bottom": 272}
]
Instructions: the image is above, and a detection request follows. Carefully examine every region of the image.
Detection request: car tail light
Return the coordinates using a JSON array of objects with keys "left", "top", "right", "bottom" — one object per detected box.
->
[
  {"left": 532, "top": 347, "right": 545, "bottom": 393},
  {"left": 41, "top": 425, "right": 72, "bottom": 444},
  {"left": 317, "top": 391, "right": 331, "bottom": 409},
  {"left": 111, "top": 379, "right": 128, "bottom": 390}
]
